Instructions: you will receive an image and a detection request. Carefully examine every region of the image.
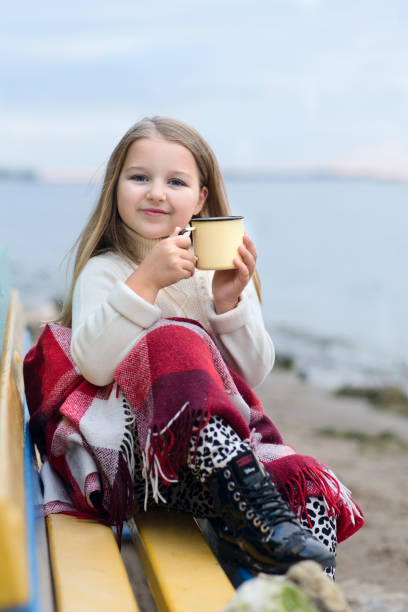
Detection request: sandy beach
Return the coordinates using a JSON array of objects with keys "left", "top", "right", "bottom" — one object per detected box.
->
[
  {"left": 257, "top": 368, "right": 408, "bottom": 610},
  {"left": 120, "top": 367, "right": 408, "bottom": 611}
]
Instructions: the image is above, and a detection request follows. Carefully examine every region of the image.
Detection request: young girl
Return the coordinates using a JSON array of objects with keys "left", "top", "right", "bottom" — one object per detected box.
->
[{"left": 24, "top": 116, "right": 364, "bottom": 578}]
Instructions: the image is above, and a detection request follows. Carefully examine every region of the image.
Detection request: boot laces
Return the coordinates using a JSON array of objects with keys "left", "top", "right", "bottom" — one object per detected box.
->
[{"left": 244, "top": 473, "right": 299, "bottom": 526}]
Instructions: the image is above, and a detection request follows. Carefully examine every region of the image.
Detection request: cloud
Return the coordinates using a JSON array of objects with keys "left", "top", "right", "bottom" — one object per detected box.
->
[
  {"left": 0, "top": 113, "right": 130, "bottom": 167},
  {"left": 338, "top": 141, "right": 408, "bottom": 178},
  {"left": 2, "top": 34, "right": 142, "bottom": 63},
  {"left": 0, "top": 28, "right": 199, "bottom": 64},
  {"left": 1, "top": 1, "right": 408, "bottom": 172},
  {"left": 296, "top": 0, "right": 321, "bottom": 8}
]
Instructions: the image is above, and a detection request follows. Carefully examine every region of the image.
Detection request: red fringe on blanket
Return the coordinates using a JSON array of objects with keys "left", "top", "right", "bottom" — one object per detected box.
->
[
  {"left": 268, "top": 456, "right": 364, "bottom": 543},
  {"left": 280, "top": 466, "right": 341, "bottom": 526},
  {"left": 146, "top": 409, "right": 211, "bottom": 484}
]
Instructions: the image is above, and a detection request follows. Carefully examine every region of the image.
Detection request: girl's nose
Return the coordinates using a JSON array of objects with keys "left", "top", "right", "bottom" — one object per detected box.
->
[{"left": 147, "top": 180, "right": 166, "bottom": 202}]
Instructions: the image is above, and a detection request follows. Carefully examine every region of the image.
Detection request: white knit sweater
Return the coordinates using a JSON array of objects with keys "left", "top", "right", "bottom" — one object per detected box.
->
[{"left": 71, "top": 250, "right": 275, "bottom": 388}]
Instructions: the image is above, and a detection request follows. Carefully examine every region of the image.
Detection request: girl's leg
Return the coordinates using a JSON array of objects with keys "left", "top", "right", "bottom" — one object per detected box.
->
[
  {"left": 186, "top": 417, "right": 336, "bottom": 580},
  {"left": 132, "top": 415, "right": 248, "bottom": 516},
  {"left": 132, "top": 414, "right": 335, "bottom": 574},
  {"left": 299, "top": 498, "right": 337, "bottom": 580},
  {"left": 187, "top": 414, "right": 251, "bottom": 481}
]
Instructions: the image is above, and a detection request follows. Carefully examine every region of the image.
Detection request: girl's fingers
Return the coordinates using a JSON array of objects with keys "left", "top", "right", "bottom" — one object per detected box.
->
[
  {"left": 233, "top": 256, "right": 251, "bottom": 283},
  {"left": 172, "top": 234, "right": 192, "bottom": 250},
  {"left": 169, "top": 226, "right": 192, "bottom": 248},
  {"left": 238, "top": 244, "right": 256, "bottom": 274},
  {"left": 243, "top": 233, "right": 257, "bottom": 261},
  {"left": 179, "top": 248, "right": 196, "bottom": 263},
  {"left": 182, "top": 260, "right": 196, "bottom": 277}
]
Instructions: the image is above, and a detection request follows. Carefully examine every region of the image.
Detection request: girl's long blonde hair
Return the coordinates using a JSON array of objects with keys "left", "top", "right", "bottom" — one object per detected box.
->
[{"left": 58, "top": 116, "right": 261, "bottom": 327}]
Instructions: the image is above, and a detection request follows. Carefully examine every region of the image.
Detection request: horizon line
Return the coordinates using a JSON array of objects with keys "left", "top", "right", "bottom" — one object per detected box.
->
[{"left": 1, "top": 164, "right": 408, "bottom": 185}]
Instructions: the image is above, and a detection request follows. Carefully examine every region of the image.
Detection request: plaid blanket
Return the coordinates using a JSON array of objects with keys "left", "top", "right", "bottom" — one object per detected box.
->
[{"left": 23, "top": 318, "right": 364, "bottom": 543}]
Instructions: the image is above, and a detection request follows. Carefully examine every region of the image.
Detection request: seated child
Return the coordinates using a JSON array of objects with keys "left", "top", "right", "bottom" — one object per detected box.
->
[{"left": 24, "top": 116, "right": 364, "bottom": 578}]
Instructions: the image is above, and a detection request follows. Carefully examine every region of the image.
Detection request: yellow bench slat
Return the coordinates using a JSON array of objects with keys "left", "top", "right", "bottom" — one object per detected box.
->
[
  {"left": 0, "top": 284, "right": 233, "bottom": 611},
  {"left": 0, "top": 290, "right": 29, "bottom": 608},
  {"left": 131, "top": 511, "right": 235, "bottom": 612},
  {"left": 47, "top": 514, "right": 140, "bottom": 612}
]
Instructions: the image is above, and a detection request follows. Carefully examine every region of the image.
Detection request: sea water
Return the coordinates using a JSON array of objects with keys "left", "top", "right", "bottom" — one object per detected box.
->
[{"left": 1, "top": 177, "right": 407, "bottom": 391}]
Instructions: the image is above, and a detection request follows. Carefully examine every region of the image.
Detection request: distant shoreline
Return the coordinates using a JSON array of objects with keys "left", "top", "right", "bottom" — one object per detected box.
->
[
  {"left": 0, "top": 168, "right": 37, "bottom": 182},
  {"left": 2, "top": 166, "right": 408, "bottom": 186},
  {"left": 223, "top": 169, "right": 408, "bottom": 185}
]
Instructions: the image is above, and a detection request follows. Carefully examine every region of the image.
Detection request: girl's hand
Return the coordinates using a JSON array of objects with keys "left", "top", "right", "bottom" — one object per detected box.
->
[
  {"left": 125, "top": 227, "right": 196, "bottom": 303},
  {"left": 212, "top": 233, "right": 257, "bottom": 314}
]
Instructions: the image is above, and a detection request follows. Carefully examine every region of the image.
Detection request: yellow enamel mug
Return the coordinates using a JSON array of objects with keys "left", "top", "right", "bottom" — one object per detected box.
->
[{"left": 190, "top": 216, "right": 244, "bottom": 270}]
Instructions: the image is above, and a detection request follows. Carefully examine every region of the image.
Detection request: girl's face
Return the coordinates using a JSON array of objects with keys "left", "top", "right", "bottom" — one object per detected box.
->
[{"left": 117, "top": 137, "right": 208, "bottom": 239}]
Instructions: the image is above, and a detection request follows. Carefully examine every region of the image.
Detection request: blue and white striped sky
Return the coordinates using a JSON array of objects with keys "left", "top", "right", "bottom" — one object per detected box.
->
[{"left": 2, "top": 0, "right": 408, "bottom": 178}]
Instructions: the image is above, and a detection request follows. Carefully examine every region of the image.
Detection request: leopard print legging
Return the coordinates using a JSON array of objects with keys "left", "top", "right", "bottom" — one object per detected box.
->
[{"left": 132, "top": 413, "right": 337, "bottom": 578}]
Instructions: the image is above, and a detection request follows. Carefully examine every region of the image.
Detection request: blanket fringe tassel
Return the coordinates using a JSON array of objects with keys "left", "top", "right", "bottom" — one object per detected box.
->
[
  {"left": 141, "top": 402, "right": 211, "bottom": 511},
  {"left": 101, "top": 389, "right": 138, "bottom": 547},
  {"left": 280, "top": 465, "right": 364, "bottom": 529},
  {"left": 120, "top": 391, "right": 136, "bottom": 480}
]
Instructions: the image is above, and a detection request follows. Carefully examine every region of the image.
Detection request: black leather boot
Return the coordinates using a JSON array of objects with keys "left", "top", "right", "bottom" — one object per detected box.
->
[{"left": 207, "top": 449, "right": 335, "bottom": 574}]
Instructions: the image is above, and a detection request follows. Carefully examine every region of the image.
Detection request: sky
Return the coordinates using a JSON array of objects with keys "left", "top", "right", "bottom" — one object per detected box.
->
[{"left": 2, "top": 0, "right": 408, "bottom": 178}]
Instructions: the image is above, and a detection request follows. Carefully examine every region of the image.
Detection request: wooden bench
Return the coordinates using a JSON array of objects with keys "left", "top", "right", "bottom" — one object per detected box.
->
[
  {"left": 0, "top": 247, "right": 139, "bottom": 612},
  {"left": 0, "top": 246, "right": 237, "bottom": 612},
  {"left": 129, "top": 512, "right": 235, "bottom": 612}
]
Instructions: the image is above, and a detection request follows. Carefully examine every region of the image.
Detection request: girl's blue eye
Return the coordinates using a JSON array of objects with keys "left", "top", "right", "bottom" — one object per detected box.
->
[
  {"left": 169, "top": 178, "right": 186, "bottom": 187},
  {"left": 130, "top": 174, "right": 148, "bottom": 182}
]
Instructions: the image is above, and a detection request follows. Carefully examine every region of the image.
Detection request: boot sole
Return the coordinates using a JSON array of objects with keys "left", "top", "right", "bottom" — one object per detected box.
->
[{"left": 217, "top": 537, "right": 335, "bottom": 575}]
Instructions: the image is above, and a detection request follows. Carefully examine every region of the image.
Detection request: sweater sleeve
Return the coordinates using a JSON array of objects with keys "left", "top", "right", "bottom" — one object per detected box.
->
[
  {"left": 205, "top": 280, "right": 275, "bottom": 388},
  {"left": 71, "top": 255, "right": 161, "bottom": 386}
]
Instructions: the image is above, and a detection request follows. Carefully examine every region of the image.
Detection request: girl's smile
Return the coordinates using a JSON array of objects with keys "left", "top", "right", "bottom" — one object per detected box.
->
[
  {"left": 116, "top": 137, "right": 208, "bottom": 239},
  {"left": 142, "top": 208, "right": 169, "bottom": 217}
]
